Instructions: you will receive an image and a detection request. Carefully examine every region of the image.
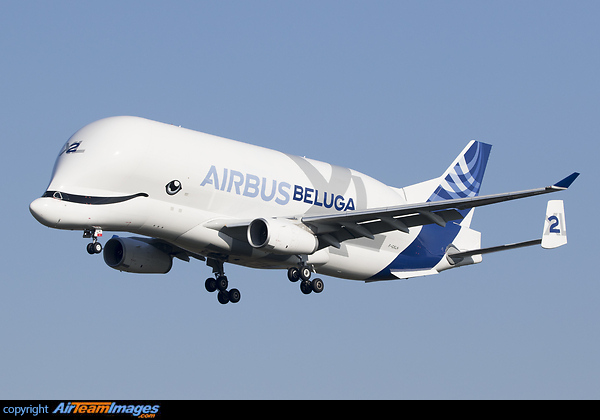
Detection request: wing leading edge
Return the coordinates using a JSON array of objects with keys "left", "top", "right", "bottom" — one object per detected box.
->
[{"left": 303, "top": 173, "right": 579, "bottom": 248}]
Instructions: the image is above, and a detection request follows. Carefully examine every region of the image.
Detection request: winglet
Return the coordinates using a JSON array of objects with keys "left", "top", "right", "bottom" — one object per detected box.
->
[{"left": 554, "top": 172, "right": 580, "bottom": 189}]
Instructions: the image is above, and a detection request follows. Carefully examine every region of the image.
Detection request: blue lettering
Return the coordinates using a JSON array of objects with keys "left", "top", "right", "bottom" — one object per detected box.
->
[
  {"left": 243, "top": 173, "right": 260, "bottom": 198},
  {"left": 66, "top": 142, "right": 81, "bottom": 153},
  {"left": 261, "top": 178, "right": 277, "bottom": 201},
  {"left": 200, "top": 165, "right": 220, "bottom": 189},
  {"left": 220, "top": 168, "right": 229, "bottom": 191},
  {"left": 334, "top": 195, "right": 345, "bottom": 211},
  {"left": 199, "top": 166, "right": 355, "bottom": 211},
  {"left": 227, "top": 170, "right": 244, "bottom": 194},
  {"left": 323, "top": 192, "right": 334, "bottom": 209},
  {"left": 53, "top": 403, "right": 75, "bottom": 414},
  {"left": 345, "top": 197, "right": 355, "bottom": 211},
  {"left": 53, "top": 403, "right": 67, "bottom": 414},
  {"left": 313, "top": 189, "right": 323, "bottom": 206},
  {"left": 548, "top": 215, "right": 560, "bottom": 233},
  {"left": 293, "top": 185, "right": 303, "bottom": 201},
  {"left": 304, "top": 187, "right": 314, "bottom": 204},
  {"left": 276, "top": 182, "right": 291, "bottom": 205}
]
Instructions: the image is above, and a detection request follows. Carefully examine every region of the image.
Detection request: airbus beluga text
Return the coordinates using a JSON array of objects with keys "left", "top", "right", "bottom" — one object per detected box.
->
[{"left": 30, "top": 117, "right": 579, "bottom": 304}]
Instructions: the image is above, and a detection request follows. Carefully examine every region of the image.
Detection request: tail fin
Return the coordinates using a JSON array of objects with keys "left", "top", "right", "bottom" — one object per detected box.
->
[
  {"left": 400, "top": 141, "right": 492, "bottom": 209},
  {"left": 428, "top": 140, "right": 492, "bottom": 202}
]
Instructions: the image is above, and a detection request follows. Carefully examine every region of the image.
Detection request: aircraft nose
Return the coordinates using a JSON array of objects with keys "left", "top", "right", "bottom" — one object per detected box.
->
[{"left": 29, "top": 197, "right": 60, "bottom": 228}]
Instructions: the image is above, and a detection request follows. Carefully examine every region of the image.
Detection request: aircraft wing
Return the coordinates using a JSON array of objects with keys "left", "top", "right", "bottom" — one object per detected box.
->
[
  {"left": 204, "top": 173, "right": 578, "bottom": 250},
  {"left": 302, "top": 172, "right": 580, "bottom": 248}
]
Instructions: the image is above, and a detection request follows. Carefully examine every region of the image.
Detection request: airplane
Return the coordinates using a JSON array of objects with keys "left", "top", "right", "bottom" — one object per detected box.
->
[{"left": 29, "top": 116, "right": 579, "bottom": 304}]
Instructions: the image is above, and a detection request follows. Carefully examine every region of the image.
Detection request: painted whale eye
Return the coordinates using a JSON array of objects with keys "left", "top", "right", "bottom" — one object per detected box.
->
[{"left": 166, "top": 180, "right": 182, "bottom": 195}]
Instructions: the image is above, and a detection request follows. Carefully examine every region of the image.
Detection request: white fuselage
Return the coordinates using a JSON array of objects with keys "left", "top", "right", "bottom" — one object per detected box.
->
[{"left": 30, "top": 116, "right": 423, "bottom": 280}]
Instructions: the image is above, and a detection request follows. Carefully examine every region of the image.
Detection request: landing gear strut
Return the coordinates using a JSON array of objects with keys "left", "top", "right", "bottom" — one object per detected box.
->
[
  {"left": 84, "top": 228, "right": 103, "bottom": 254},
  {"left": 204, "top": 258, "right": 241, "bottom": 304},
  {"left": 287, "top": 262, "right": 324, "bottom": 295}
]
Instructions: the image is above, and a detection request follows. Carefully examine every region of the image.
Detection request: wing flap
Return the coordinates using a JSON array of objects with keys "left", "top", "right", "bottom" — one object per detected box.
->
[{"left": 311, "top": 209, "right": 463, "bottom": 250}]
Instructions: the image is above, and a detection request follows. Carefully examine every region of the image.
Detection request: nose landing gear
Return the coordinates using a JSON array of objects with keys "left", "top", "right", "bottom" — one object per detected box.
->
[{"left": 84, "top": 228, "right": 103, "bottom": 254}]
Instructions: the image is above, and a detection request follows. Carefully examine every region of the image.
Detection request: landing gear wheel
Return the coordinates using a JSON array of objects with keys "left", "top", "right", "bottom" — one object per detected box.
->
[
  {"left": 300, "top": 280, "right": 313, "bottom": 295},
  {"left": 228, "top": 288, "right": 241, "bottom": 304},
  {"left": 205, "top": 278, "right": 217, "bottom": 293},
  {"left": 216, "top": 275, "right": 228, "bottom": 291},
  {"left": 86, "top": 242, "right": 102, "bottom": 254},
  {"left": 311, "top": 278, "right": 324, "bottom": 293},
  {"left": 287, "top": 267, "right": 300, "bottom": 282},
  {"left": 217, "top": 290, "right": 230, "bottom": 304},
  {"left": 300, "top": 267, "right": 312, "bottom": 281}
]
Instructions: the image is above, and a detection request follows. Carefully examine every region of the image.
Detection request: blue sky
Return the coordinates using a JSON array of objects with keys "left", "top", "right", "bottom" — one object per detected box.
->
[{"left": 1, "top": 1, "right": 598, "bottom": 399}]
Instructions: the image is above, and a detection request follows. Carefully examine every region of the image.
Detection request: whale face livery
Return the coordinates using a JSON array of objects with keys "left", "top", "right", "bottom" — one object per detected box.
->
[{"left": 30, "top": 116, "right": 579, "bottom": 304}]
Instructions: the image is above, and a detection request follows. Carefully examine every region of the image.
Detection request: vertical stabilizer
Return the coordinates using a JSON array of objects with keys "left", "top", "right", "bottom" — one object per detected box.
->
[
  {"left": 400, "top": 141, "right": 492, "bottom": 206},
  {"left": 428, "top": 140, "right": 492, "bottom": 202}
]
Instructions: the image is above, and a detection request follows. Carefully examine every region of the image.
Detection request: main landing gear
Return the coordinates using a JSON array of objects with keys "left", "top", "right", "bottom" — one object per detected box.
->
[
  {"left": 287, "top": 264, "right": 324, "bottom": 295},
  {"left": 204, "top": 258, "right": 241, "bottom": 305},
  {"left": 84, "top": 228, "right": 103, "bottom": 255},
  {"left": 203, "top": 257, "right": 324, "bottom": 304}
]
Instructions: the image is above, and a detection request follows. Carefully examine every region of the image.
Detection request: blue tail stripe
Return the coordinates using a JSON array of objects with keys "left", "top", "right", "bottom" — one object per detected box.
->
[
  {"left": 369, "top": 141, "right": 492, "bottom": 280},
  {"left": 429, "top": 141, "right": 491, "bottom": 202},
  {"left": 445, "top": 173, "right": 480, "bottom": 196}
]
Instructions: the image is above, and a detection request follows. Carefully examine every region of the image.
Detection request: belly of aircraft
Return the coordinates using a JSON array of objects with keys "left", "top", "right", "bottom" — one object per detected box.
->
[{"left": 221, "top": 230, "right": 415, "bottom": 281}]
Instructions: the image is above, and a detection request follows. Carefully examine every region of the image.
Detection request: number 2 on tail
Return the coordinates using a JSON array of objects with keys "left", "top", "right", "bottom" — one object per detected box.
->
[{"left": 548, "top": 215, "right": 560, "bottom": 233}]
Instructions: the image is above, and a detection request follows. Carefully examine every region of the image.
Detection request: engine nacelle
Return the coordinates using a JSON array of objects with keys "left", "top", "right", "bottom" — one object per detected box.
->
[
  {"left": 103, "top": 237, "right": 173, "bottom": 274},
  {"left": 247, "top": 218, "right": 318, "bottom": 255}
]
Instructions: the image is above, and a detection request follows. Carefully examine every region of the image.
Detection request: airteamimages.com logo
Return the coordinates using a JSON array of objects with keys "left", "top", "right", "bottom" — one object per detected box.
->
[
  {"left": 53, "top": 402, "right": 160, "bottom": 417},
  {"left": 2, "top": 402, "right": 160, "bottom": 418}
]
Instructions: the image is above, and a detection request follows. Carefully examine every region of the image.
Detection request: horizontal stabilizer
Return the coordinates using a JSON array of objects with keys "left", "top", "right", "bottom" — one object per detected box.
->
[
  {"left": 447, "top": 239, "right": 542, "bottom": 264},
  {"left": 446, "top": 199, "right": 568, "bottom": 264}
]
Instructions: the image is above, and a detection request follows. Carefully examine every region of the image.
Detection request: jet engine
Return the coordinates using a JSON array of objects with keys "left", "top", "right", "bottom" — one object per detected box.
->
[
  {"left": 103, "top": 237, "right": 173, "bottom": 274},
  {"left": 247, "top": 218, "right": 318, "bottom": 255}
]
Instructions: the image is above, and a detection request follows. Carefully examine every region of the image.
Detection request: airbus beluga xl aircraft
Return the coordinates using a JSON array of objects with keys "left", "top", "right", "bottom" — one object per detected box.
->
[{"left": 30, "top": 116, "right": 578, "bottom": 304}]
